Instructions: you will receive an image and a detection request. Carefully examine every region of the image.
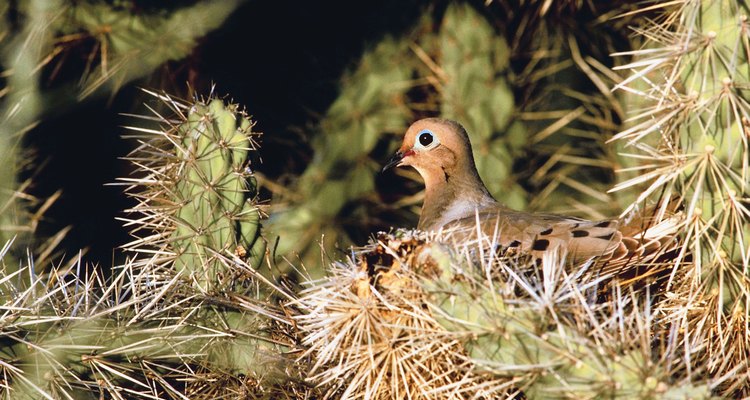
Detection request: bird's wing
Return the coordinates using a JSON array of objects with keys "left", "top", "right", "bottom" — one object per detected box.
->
[
  {"left": 440, "top": 206, "right": 683, "bottom": 284},
  {"left": 442, "top": 208, "right": 622, "bottom": 262}
]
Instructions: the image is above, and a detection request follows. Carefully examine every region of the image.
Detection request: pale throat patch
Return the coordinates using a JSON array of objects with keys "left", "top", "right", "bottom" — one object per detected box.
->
[{"left": 434, "top": 199, "right": 490, "bottom": 228}]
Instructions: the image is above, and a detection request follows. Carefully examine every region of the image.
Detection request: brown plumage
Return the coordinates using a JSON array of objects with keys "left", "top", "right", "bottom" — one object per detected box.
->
[{"left": 383, "top": 118, "right": 679, "bottom": 266}]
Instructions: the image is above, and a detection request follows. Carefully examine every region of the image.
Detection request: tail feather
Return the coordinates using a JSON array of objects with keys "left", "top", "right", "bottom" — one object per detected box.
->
[{"left": 598, "top": 212, "right": 684, "bottom": 279}]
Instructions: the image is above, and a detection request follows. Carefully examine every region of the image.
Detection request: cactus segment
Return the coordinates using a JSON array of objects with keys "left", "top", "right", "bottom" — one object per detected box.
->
[{"left": 121, "top": 91, "right": 265, "bottom": 291}]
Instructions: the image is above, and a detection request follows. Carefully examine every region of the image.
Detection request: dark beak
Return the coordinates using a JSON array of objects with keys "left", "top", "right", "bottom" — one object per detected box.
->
[{"left": 382, "top": 150, "right": 405, "bottom": 173}]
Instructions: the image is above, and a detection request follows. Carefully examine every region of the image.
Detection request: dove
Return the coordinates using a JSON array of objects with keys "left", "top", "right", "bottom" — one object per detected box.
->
[{"left": 383, "top": 118, "right": 678, "bottom": 265}]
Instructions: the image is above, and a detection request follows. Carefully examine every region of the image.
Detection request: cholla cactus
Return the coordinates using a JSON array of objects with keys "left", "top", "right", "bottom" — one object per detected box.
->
[
  {"left": 496, "top": 0, "right": 638, "bottom": 217},
  {"left": 0, "top": 239, "right": 292, "bottom": 399},
  {"left": 0, "top": 90, "right": 296, "bottom": 399},
  {"left": 292, "top": 232, "right": 515, "bottom": 399},
  {"left": 292, "top": 230, "right": 714, "bottom": 399},
  {"left": 119, "top": 90, "right": 266, "bottom": 291},
  {"left": 610, "top": 1, "right": 750, "bottom": 395},
  {"left": 266, "top": 36, "right": 413, "bottom": 270},
  {"left": 51, "top": 0, "right": 245, "bottom": 98},
  {"left": 0, "top": 0, "right": 243, "bottom": 266},
  {"left": 431, "top": 3, "right": 528, "bottom": 207}
]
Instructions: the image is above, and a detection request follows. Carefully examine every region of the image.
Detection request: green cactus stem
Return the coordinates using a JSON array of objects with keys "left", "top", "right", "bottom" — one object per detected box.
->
[{"left": 119, "top": 91, "right": 266, "bottom": 292}]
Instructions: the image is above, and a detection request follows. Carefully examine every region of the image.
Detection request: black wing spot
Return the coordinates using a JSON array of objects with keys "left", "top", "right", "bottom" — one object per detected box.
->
[
  {"left": 508, "top": 240, "right": 521, "bottom": 248},
  {"left": 540, "top": 228, "right": 553, "bottom": 235},
  {"left": 595, "top": 221, "right": 612, "bottom": 228},
  {"left": 532, "top": 239, "right": 550, "bottom": 251},
  {"left": 572, "top": 230, "right": 589, "bottom": 237},
  {"left": 596, "top": 232, "right": 616, "bottom": 241}
]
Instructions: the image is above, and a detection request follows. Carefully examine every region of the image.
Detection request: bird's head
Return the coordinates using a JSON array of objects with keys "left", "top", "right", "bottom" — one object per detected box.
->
[{"left": 382, "top": 118, "right": 476, "bottom": 185}]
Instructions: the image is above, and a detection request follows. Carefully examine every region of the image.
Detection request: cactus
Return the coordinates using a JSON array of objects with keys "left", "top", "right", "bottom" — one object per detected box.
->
[
  {"left": 119, "top": 90, "right": 267, "bottom": 291},
  {"left": 0, "top": 91, "right": 297, "bottom": 399},
  {"left": 498, "top": 0, "right": 637, "bottom": 217},
  {"left": 433, "top": 3, "right": 528, "bottom": 208},
  {"left": 610, "top": 1, "right": 750, "bottom": 396},
  {"left": 291, "top": 232, "right": 513, "bottom": 399},
  {"left": 0, "top": 241, "right": 291, "bottom": 399},
  {"left": 292, "top": 230, "right": 717, "bottom": 399},
  {"left": 265, "top": 36, "right": 413, "bottom": 273},
  {"left": 0, "top": 0, "right": 243, "bottom": 267}
]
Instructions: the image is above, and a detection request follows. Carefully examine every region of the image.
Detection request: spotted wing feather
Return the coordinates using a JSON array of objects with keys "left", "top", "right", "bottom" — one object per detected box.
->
[
  {"left": 441, "top": 205, "right": 681, "bottom": 279},
  {"left": 444, "top": 208, "right": 622, "bottom": 262}
]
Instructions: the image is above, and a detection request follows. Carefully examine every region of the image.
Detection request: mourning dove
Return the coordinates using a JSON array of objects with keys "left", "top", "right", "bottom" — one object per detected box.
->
[{"left": 383, "top": 118, "right": 678, "bottom": 265}]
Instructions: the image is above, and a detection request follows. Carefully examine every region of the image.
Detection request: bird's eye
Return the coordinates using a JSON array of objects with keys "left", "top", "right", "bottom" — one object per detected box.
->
[{"left": 414, "top": 129, "right": 439, "bottom": 150}]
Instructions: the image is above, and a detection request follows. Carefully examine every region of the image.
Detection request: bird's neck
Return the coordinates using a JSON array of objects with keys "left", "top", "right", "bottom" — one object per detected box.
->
[{"left": 418, "top": 166, "right": 496, "bottom": 230}]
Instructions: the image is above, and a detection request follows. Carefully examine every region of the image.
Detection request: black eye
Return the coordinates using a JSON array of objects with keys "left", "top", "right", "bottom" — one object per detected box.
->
[
  {"left": 419, "top": 132, "right": 433, "bottom": 147},
  {"left": 414, "top": 129, "right": 440, "bottom": 149}
]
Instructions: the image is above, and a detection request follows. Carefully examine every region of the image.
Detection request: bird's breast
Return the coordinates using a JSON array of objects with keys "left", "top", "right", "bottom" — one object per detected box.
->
[{"left": 424, "top": 199, "right": 496, "bottom": 231}]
